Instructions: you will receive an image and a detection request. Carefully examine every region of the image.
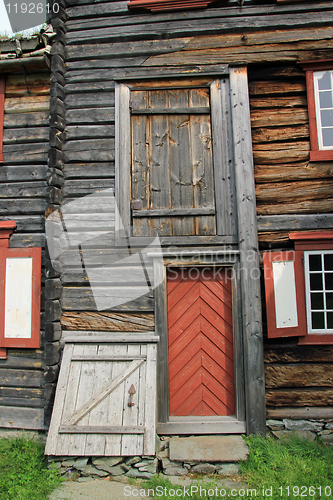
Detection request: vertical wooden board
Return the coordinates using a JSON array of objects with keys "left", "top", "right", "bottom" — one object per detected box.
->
[
  {"left": 210, "top": 79, "right": 237, "bottom": 236},
  {"left": 55, "top": 343, "right": 85, "bottom": 456},
  {"left": 169, "top": 89, "right": 194, "bottom": 235},
  {"left": 132, "top": 113, "right": 150, "bottom": 236},
  {"left": 121, "top": 344, "right": 142, "bottom": 456},
  {"left": 144, "top": 343, "right": 157, "bottom": 455},
  {"left": 189, "top": 88, "right": 215, "bottom": 236},
  {"left": 115, "top": 83, "right": 131, "bottom": 237},
  {"left": 104, "top": 344, "right": 128, "bottom": 456},
  {"left": 137, "top": 343, "right": 147, "bottom": 454},
  {"left": 45, "top": 344, "right": 74, "bottom": 455},
  {"left": 84, "top": 344, "right": 113, "bottom": 456},
  {"left": 230, "top": 67, "right": 265, "bottom": 435}
]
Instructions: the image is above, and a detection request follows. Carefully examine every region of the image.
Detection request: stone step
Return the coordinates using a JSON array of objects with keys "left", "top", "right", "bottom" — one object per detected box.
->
[{"left": 169, "top": 435, "right": 249, "bottom": 462}]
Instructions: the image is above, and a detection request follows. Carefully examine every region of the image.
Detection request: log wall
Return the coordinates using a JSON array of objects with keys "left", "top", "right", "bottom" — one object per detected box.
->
[
  {"left": 0, "top": 70, "right": 50, "bottom": 429},
  {"left": 56, "top": 0, "right": 333, "bottom": 421}
]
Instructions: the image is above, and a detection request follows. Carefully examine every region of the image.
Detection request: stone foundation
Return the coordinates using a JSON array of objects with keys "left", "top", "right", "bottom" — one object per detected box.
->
[
  {"left": 266, "top": 418, "right": 333, "bottom": 444},
  {"left": 47, "top": 436, "right": 243, "bottom": 480}
]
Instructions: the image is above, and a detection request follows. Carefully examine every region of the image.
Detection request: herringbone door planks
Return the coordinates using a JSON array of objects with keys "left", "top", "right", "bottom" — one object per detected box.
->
[{"left": 167, "top": 267, "right": 235, "bottom": 417}]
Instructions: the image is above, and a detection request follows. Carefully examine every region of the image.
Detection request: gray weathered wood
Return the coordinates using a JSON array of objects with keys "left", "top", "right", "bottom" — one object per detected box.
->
[
  {"left": 0, "top": 406, "right": 44, "bottom": 430},
  {"left": 230, "top": 67, "right": 266, "bottom": 435},
  {"left": 266, "top": 407, "right": 333, "bottom": 419},
  {"left": 257, "top": 214, "right": 333, "bottom": 232},
  {"left": 59, "top": 425, "right": 145, "bottom": 433},
  {"left": 62, "top": 332, "right": 158, "bottom": 343},
  {"left": 132, "top": 207, "right": 215, "bottom": 217}
]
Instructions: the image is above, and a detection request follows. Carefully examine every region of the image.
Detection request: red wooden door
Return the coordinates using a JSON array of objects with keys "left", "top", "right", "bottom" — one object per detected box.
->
[{"left": 167, "top": 267, "right": 235, "bottom": 417}]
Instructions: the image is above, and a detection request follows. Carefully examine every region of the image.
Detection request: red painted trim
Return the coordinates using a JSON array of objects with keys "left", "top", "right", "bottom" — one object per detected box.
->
[
  {"left": 298, "top": 334, "right": 333, "bottom": 345},
  {"left": 310, "top": 150, "right": 333, "bottom": 161},
  {"left": 0, "top": 77, "right": 4, "bottom": 164},
  {"left": 263, "top": 251, "right": 307, "bottom": 339},
  {"left": 289, "top": 231, "right": 333, "bottom": 241},
  {"left": 0, "top": 347, "right": 7, "bottom": 359},
  {"left": 300, "top": 60, "right": 333, "bottom": 71},
  {"left": 128, "top": 0, "right": 215, "bottom": 11},
  {"left": 0, "top": 221, "right": 17, "bottom": 248},
  {"left": 305, "top": 70, "right": 319, "bottom": 154},
  {"left": 0, "top": 247, "right": 41, "bottom": 349}
]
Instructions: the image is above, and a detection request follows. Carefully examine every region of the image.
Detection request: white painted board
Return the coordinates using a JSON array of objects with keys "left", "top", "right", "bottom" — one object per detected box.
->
[
  {"left": 4, "top": 257, "right": 33, "bottom": 339},
  {"left": 272, "top": 260, "right": 298, "bottom": 329}
]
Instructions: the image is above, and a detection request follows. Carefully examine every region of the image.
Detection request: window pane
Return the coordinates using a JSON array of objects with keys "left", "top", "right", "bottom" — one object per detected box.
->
[
  {"left": 321, "top": 110, "right": 333, "bottom": 127},
  {"left": 311, "top": 292, "right": 324, "bottom": 310},
  {"left": 312, "top": 311, "right": 325, "bottom": 329},
  {"left": 324, "top": 254, "right": 333, "bottom": 271},
  {"left": 309, "top": 254, "right": 322, "bottom": 271},
  {"left": 319, "top": 91, "right": 333, "bottom": 109},
  {"left": 325, "top": 273, "right": 333, "bottom": 290},
  {"left": 326, "top": 292, "right": 333, "bottom": 309},
  {"left": 310, "top": 273, "right": 323, "bottom": 290},
  {"left": 318, "top": 71, "right": 332, "bottom": 91},
  {"left": 322, "top": 128, "right": 333, "bottom": 147}
]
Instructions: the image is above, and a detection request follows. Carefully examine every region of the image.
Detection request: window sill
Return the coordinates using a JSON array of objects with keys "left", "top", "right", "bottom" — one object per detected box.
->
[
  {"left": 310, "top": 150, "right": 333, "bottom": 161},
  {"left": 298, "top": 334, "right": 333, "bottom": 345}
]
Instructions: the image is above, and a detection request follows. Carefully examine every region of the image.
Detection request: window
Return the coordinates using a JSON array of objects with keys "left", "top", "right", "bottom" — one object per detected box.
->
[
  {"left": 115, "top": 76, "right": 236, "bottom": 245},
  {"left": 263, "top": 231, "right": 333, "bottom": 344},
  {"left": 0, "top": 221, "right": 42, "bottom": 359},
  {"left": 0, "top": 76, "right": 4, "bottom": 163},
  {"left": 304, "top": 250, "right": 333, "bottom": 334},
  {"left": 302, "top": 61, "right": 333, "bottom": 161}
]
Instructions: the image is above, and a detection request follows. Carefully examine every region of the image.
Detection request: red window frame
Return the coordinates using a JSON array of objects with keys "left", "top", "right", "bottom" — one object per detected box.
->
[
  {"left": 127, "top": 0, "right": 215, "bottom": 11},
  {"left": 301, "top": 60, "right": 333, "bottom": 161},
  {"left": 0, "top": 76, "right": 4, "bottom": 164},
  {"left": 263, "top": 250, "right": 307, "bottom": 339},
  {"left": 290, "top": 231, "right": 333, "bottom": 345}
]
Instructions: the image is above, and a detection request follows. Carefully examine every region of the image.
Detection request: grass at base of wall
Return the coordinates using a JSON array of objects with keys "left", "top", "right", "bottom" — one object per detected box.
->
[
  {"left": 143, "top": 435, "right": 333, "bottom": 500},
  {"left": 0, "top": 435, "right": 62, "bottom": 500}
]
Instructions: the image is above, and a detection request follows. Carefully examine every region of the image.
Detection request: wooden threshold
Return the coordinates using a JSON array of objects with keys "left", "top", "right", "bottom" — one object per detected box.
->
[{"left": 157, "top": 419, "right": 246, "bottom": 435}]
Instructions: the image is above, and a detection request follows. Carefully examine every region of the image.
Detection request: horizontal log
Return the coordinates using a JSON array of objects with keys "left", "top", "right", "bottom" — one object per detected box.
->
[
  {"left": 144, "top": 39, "right": 333, "bottom": 67},
  {"left": 264, "top": 344, "right": 333, "bottom": 363},
  {"left": 0, "top": 368, "right": 44, "bottom": 388},
  {"left": 59, "top": 230, "right": 115, "bottom": 248},
  {"left": 3, "top": 127, "right": 49, "bottom": 144},
  {"left": 265, "top": 364, "right": 333, "bottom": 389},
  {"left": 266, "top": 388, "right": 333, "bottom": 407},
  {"left": 64, "top": 162, "right": 115, "bottom": 179},
  {"left": 0, "top": 166, "right": 48, "bottom": 182},
  {"left": 6, "top": 73, "right": 50, "bottom": 97},
  {"left": 61, "top": 312, "right": 154, "bottom": 331},
  {"left": 65, "top": 92, "right": 115, "bottom": 110},
  {"left": 256, "top": 179, "right": 333, "bottom": 203},
  {"left": 66, "top": 125, "right": 115, "bottom": 141},
  {"left": 0, "top": 355, "right": 43, "bottom": 370},
  {"left": 258, "top": 232, "right": 292, "bottom": 245},
  {"left": 0, "top": 397, "right": 44, "bottom": 408},
  {"left": 0, "top": 406, "right": 44, "bottom": 429},
  {"left": 3, "top": 144, "right": 48, "bottom": 164},
  {"left": 4, "top": 111, "right": 49, "bottom": 128},
  {"left": 0, "top": 181, "right": 47, "bottom": 198},
  {"left": 65, "top": 5, "right": 333, "bottom": 44},
  {"left": 250, "top": 96, "right": 307, "bottom": 109},
  {"left": 5, "top": 96, "right": 49, "bottom": 114},
  {"left": 257, "top": 198, "right": 333, "bottom": 215},
  {"left": 62, "top": 180, "right": 114, "bottom": 198},
  {"left": 253, "top": 142, "right": 310, "bottom": 164},
  {"left": 252, "top": 125, "right": 309, "bottom": 143},
  {"left": 65, "top": 81, "right": 116, "bottom": 94},
  {"left": 61, "top": 264, "right": 151, "bottom": 285},
  {"left": 0, "top": 215, "right": 44, "bottom": 232},
  {"left": 249, "top": 81, "right": 306, "bottom": 96},
  {"left": 9, "top": 233, "right": 46, "bottom": 247},
  {"left": 266, "top": 407, "right": 333, "bottom": 419},
  {"left": 61, "top": 287, "right": 154, "bottom": 311},
  {"left": 255, "top": 162, "right": 333, "bottom": 183},
  {"left": 66, "top": 56, "right": 146, "bottom": 71},
  {"left": 63, "top": 140, "right": 115, "bottom": 162},
  {"left": 257, "top": 213, "right": 333, "bottom": 232},
  {"left": 250, "top": 108, "right": 308, "bottom": 128},
  {"left": 0, "top": 387, "right": 43, "bottom": 398},
  {"left": 65, "top": 107, "right": 115, "bottom": 125},
  {"left": 0, "top": 199, "right": 47, "bottom": 215}
]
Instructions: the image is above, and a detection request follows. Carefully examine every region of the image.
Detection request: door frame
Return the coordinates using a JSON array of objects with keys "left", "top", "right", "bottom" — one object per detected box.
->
[{"left": 150, "top": 249, "right": 246, "bottom": 435}]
